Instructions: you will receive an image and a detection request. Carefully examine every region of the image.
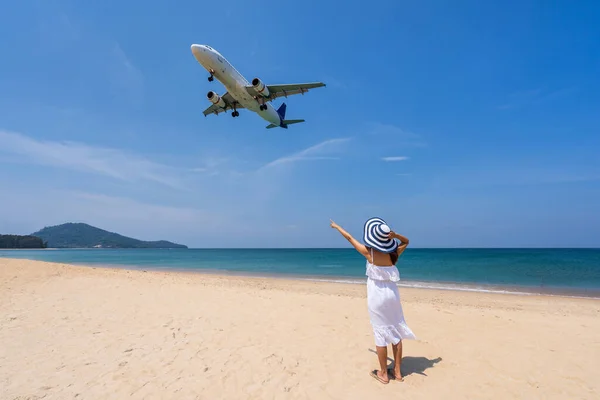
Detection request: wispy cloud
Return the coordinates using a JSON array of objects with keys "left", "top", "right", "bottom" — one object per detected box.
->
[
  {"left": 497, "top": 86, "right": 577, "bottom": 110},
  {"left": 530, "top": 174, "right": 600, "bottom": 184},
  {"left": 109, "top": 42, "right": 144, "bottom": 107},
  {"left": 0, "top": 188, "right": 239, "bottom": 245},
  {"left": 71, "top": 192, "right": 213, "bottom": 224},
  {"left": 113, "top": 43, "right": 140, "bottom": 79},
  {"left": 188, "top": 156, "right": 231, "bottom": 176},
  {"left": 0, "top": 130, "right": 185, "bottom": 189},
  {"left": 367, "top": 123, "right": 427, "bottom": 147},
  {"left": 497, "top": 88, "right": 542, "bottom": 110},
  {"left": 382, "top": 156, "right": 409, "bottom": 162},
  {"left": 66, "top": 191, "right": 258, "bottom": 240},
  {"left": 431, "top": 167, "right": 600, "bottom": 190},
  {"left": 34, "top": 9, "right": 144, "bottom": 108},
  {"left": 258, "top": 138, "right": 351, "bottom": 171}
]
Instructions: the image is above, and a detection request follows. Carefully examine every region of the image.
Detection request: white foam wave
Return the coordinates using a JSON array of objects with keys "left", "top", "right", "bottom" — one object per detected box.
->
[{"left": 297, "top": 277, "right": 600, "bottom": 299}]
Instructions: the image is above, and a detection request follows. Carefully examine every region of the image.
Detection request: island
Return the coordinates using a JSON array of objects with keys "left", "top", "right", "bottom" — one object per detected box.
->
[
  {"left": 31, "top": 223, "right": 188, "bottom": 249},
  {"left": 0, "top": 235, "right": 47, "bottom": 249}
]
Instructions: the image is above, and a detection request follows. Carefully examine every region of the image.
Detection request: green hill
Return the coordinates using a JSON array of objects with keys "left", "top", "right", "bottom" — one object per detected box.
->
[{"left": 31, "top": 223, "right": 188, "bottom": 249}]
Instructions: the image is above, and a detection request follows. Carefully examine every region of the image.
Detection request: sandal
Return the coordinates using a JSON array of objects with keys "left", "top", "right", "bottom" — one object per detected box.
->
[
  {"left": 370, "top": 370, "right": 389, "bottom": 384},
  {"left": 387, "top": 369, "right": 404, "bottom": 382}
]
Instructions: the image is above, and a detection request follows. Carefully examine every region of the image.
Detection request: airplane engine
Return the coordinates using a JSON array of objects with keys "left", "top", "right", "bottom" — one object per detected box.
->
[
  {"left": 251, "top": 77, "right": 270, "bottom": 97},
  {"left": 207, "top": 91, "right": 226, "bottom": 108}
]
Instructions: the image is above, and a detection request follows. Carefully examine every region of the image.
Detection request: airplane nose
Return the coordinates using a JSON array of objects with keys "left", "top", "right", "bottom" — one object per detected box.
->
[{"left": 191, "top": 44, "right": 203, "bottom": 55}]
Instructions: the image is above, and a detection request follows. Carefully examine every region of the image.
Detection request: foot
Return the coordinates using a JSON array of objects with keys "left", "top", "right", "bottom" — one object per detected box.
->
[
  {"left": 370, "top": 369, "right": 389, "bottom": 384},
  {"left": 393, "top": 368, "right": 404, "bottom": 382}
]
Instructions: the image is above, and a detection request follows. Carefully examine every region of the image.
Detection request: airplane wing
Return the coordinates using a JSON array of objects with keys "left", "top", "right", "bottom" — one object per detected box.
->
[
  {"left": 244, "top": 82, "right": 325, "bottom": 100},
  {"left": 202, "top": 92, "right": 245, "bottom": 116}
]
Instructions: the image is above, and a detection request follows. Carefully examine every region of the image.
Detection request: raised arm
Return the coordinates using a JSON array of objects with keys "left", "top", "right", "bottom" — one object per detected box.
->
[
  {"left": 391, "top": 231, "right": 409, "bottom": 257},
  {"left": 330, "top": 220, "right": 369, "bottom": 260}
]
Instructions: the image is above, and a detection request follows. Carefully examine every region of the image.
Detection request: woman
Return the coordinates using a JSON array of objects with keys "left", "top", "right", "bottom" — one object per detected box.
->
[{"left": 330, "top": 217, "right": 416, "bottom": 384}]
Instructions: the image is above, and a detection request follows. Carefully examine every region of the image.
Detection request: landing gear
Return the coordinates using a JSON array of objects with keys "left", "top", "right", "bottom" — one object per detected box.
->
[
  {"left": 254, "top": 95, "right": 268, "bottom": 111},
  {"left": 231, "top": 111, "right": 239, "bottom": 117},
  {"left": 208, "top": 69, "right": 215, "bottom": 82}
]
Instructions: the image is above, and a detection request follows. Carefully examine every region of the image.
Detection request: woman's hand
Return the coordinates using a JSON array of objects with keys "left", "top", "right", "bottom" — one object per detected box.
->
[
  {"left": 390, "top": 230, "right": 409, "bottom": 244},
  {"left": 330, "top": 219, "right": 370, "bottom": 259}
]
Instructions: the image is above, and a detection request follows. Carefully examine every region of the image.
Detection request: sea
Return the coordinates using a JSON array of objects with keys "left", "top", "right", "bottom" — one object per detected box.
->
[{"left": 2, "top": 248, "right": 600, "bottom": 298}]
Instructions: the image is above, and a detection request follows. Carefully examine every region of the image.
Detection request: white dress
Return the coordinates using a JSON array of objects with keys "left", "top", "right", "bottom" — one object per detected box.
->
[{"left": 366, "top": 253, "right": 416, "bottom": 347}]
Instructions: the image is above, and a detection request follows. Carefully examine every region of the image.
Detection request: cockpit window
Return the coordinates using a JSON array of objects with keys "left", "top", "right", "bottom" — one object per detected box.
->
[{"left": 206, "top": 45, "right": 212, "bottom": 50}]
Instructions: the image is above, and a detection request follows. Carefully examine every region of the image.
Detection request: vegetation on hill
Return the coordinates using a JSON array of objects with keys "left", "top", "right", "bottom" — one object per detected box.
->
[
  {"left": 0, "top": 235, "right": 47, "bottom": 249},
  {"left": 31, "top": 223, "right": 188, "bottom": 249}
]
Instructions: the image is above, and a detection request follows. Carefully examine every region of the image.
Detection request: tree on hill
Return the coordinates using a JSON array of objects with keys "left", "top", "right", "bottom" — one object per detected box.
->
[{"left": 0, "top": 235, "right": 47, "bottom": 249}]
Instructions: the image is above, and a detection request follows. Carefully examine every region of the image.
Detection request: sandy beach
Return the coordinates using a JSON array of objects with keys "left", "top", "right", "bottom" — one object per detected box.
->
[{"left": 1, "top": 258, "right": 599, "bottom": 399}]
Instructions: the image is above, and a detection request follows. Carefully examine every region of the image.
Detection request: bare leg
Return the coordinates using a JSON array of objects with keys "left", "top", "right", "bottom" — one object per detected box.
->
[
  {"left": 373, "top": 345, "right": 389, "bottom": 383},
  {"left": 392, "top": 340, "right": 403, "bottom": 381}
]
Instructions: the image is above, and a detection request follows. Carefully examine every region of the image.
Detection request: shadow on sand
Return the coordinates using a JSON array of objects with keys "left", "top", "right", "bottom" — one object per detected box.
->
[{"left": 368, "top": 349, "right": 442, "bottom": 377}]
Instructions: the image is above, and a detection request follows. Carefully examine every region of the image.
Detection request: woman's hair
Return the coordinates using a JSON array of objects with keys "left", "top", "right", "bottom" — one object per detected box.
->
[{"left": 389, "top": 251, "right": 399, "bottom": 266}]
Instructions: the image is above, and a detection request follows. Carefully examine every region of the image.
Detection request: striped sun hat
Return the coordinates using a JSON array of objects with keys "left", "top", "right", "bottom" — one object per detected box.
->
[{"left": 363, "top": 217, "right": 398, "bottom": 253}]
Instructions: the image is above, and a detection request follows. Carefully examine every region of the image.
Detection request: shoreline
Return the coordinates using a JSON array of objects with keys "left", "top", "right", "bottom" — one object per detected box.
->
[{"left": 2, "top": 256, "right": 599, "bottom": 300}]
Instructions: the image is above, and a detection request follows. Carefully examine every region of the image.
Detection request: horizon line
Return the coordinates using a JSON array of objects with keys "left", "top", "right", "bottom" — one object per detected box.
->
[{"left": 5, "top": 246, "right": 599, "bottom": 250}]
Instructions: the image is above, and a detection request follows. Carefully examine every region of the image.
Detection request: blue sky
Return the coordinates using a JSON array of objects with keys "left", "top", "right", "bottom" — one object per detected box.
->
[{"left": 1, "top": 0, "right": 599, "bottom": 248}]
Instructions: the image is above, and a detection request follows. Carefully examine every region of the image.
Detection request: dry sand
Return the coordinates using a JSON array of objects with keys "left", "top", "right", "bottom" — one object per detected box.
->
[{"left": 1, "top": 258, "right": 599, "bottom": 399}]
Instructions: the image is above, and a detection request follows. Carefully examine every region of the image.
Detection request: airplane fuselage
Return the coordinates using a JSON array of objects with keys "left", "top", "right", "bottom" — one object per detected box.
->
[{"left": 191, "top": 44, "right": 281, "bottom": 126}]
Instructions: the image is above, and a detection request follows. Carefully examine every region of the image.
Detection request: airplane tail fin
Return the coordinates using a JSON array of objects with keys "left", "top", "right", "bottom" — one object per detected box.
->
[
  {"left": 266, "top": 119, "right": 305, "bottom": 129},
  {"left": 267, "top": 103, "right": 304, "bottom": 128},
  {"left": 276, "top": 103, "right": 287, "bottom": 119}
]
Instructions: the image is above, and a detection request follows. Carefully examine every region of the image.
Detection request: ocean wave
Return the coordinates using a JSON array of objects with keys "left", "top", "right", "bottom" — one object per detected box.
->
[{"left": 297, "top": 277, "right": 600, "bottom": 299}]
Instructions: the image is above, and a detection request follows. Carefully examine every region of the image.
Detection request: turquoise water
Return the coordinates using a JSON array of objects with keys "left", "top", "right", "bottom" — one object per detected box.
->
[{"left": 2, "top": 248, "right": 600, "bottom": 297}]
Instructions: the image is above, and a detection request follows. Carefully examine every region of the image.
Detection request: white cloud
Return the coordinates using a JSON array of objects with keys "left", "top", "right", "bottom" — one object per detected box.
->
[
  {"left": 497, "top": 87, "right": 578, "bottom": 110},
  {"left": 430, "top": 166, "right": 600, "bottom": 190},
  {"left": 113, "top": 43, "right": 139, "bottom": 76},
  {"left": 71, "top": 192, "right": 213, "bottom": 224},
  {"left": 258, "top": 138, "right": 350, "bottom": 171},
  {"left": 0, "top": 130, "right": 185, "bottom": 189},
  {"left": 109, "top": 42, "right": 144, "bottom": 107},
  {"left": 382, "top": 156, "right": 409, "bottom": 162},
  {"left": 366, "top": 123, "right": 427, "bottom": 147},
  {"left": 189, "top": 156, "right": 231, "bottom": 176},
  {"left": 34, "top": 9, "right": 144, "bottom": 108},
  {"left": 0, "top": 188, "right": 238, "bottom": 246},
  {"left": 497, "top": 88, "right": 543, "bottom": 110},
  {"left": 368, "top": 123, "right": 419, "bottom": 139}
]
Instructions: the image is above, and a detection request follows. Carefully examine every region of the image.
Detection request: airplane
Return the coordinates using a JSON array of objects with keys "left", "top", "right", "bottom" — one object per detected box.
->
[{"left": 190, "top": 44, "right": 326, "bottom": 129}]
